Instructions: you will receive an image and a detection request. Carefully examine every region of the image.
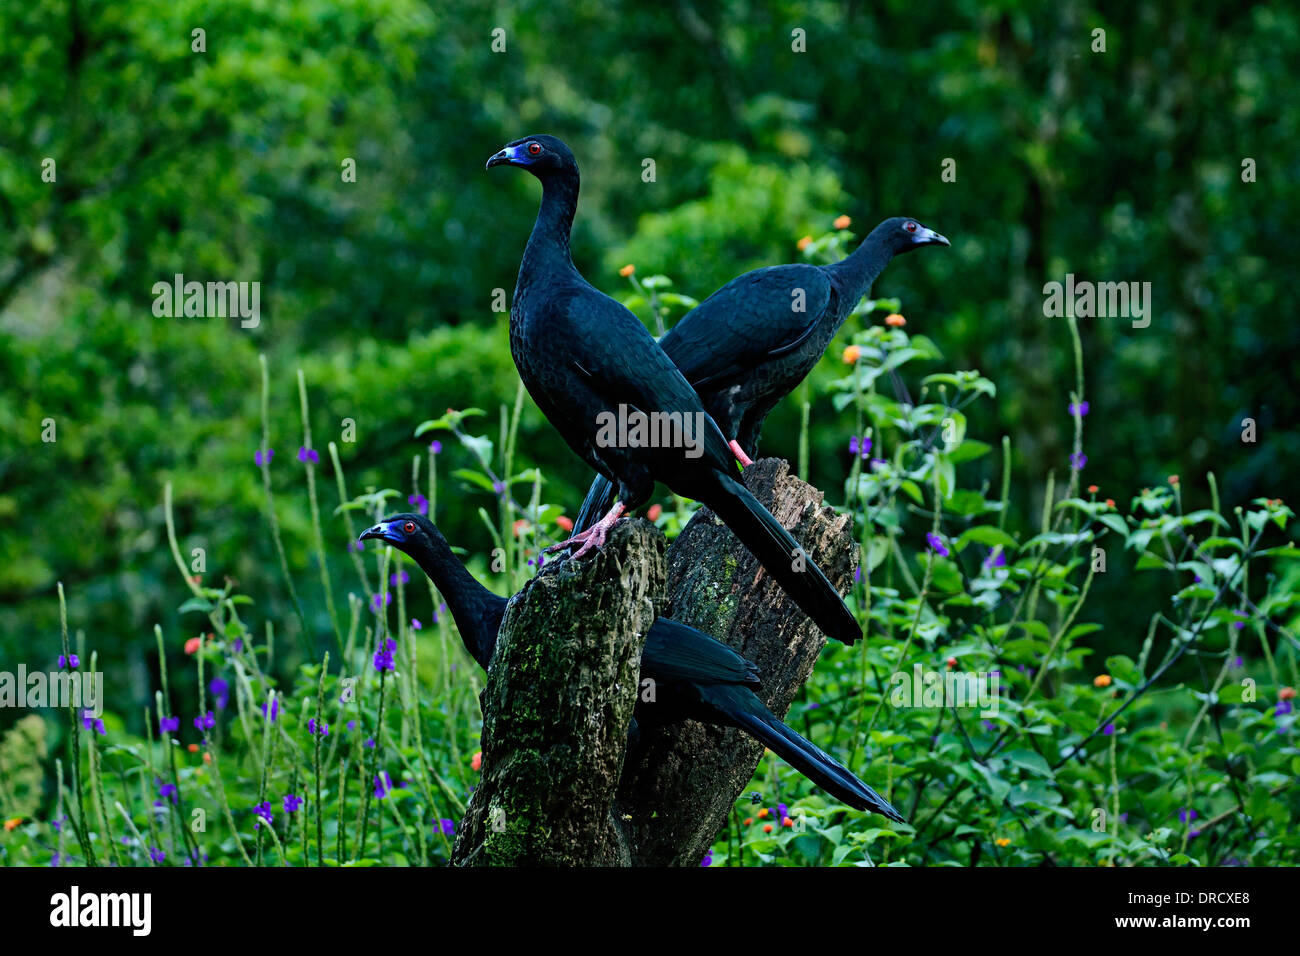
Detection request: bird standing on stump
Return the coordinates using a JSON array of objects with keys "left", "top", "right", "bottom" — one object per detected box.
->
[
  {"left": 359, "top": 513, "right": 903, "bottom": 820},
  {"left": 575, "top": 216, "right": 949, "bottom": 534},
  {"left": 487, "top": 134, "right": 861, "bottom": 645}
]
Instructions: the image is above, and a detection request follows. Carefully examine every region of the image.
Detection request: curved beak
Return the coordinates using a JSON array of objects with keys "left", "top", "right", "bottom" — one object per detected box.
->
[
  {"left": 359, "top": 523, "right": 388, "bottom": 543},
  {"left": 486, "top": 146, "right": 519, "bottom": 170},
  {"left": 920, "top": 226, "right": 950, "bottom": 247}
]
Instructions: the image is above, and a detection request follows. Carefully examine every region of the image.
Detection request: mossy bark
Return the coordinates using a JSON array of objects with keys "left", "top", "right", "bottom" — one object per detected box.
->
[{"left": 452, "top": 459, "right": 858, "bottom": 866}]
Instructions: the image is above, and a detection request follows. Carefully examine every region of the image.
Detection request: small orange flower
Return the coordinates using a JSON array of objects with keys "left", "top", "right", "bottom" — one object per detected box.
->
[
  {"left": 833, "top": 214, "right": 852, "bottom": 230},
  {"left": 4, "top": 817, "right": 21, "bottom": 831},
  {"left": 757, "top": 808, "right": 770, "bottom": 819},
  {"left": 1168, "top": 475, "right": 1179, "bottom": 486},
  {"left": 946, "top": 656, "right": 957, "bottom": 669},
  {"left": 619, "top": 264, "right": 635, "bottom": 277},
  {"left": 189, "top": 574, "right": 202, "bottom": 585},
  {"left": 1094, "top": 674, "right": 1112, "bottom": 688},
  {"left": 1105, "top": 499, "right": 1116, "bottom": 509},
  {"left": 995, "top": 837, "right": 1011, "bottom": 847},
  {"left": 743, "top": 817, "right": 753, "bottom": 826},
  {"left": 763, "top": 823, "right": 774, "bottom": 834},
  {"left": 187, "top": 743, "right": 199, "bottom": 753},
  {"left": 1280, "top": 687, "right": 1296, "bottom": 701},
  {"left": 1087, "top": 484, "right": 1099, "bottom": 494},
  {"left": 797, "top": 236, "right": 813, "bottom": 251},
  {"left": 203, "top": 752, "right": 212, "bottom": 765},
  {"left": 841, "top": 345, "right": 861, "bottom": 364},
  {"left": 184, "top": 636, "right": 202, "bottom": 655},
  {"left": 781, "top": 816, "right": 794, "bottom": 828},
  {"left": 646, "top": 503, "right": 663, "bottom": 521},
  {"left": 471, "top": 751, "right": 482, "bottom": 772},
  {"left": 512, "top": 519, "right": 530, "bottom": 537},
  {"left": 884, "top": 313, "right": 906, "bottom": 327},
  {"left": 556, "top": 515, "right": 574, "bottom": 532}
]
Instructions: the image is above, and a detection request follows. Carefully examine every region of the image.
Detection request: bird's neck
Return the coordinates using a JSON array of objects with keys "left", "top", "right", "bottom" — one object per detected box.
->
[
  {"left": 405, "top": 538, "right": 506, "bottom": 670},
  {"left": 520, "top": 172, "right": 580, "bottom": 280},
  {"left": 826, "top": 228, "right": 896, "bottom": 309}
]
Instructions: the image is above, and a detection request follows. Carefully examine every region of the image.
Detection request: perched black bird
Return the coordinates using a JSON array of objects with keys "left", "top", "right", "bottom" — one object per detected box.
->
[
  {"left": 575, "top": 216, "right": 948, "bottom": 534},
  {"left": 359, "top": 513, "right": 903, "bottom": 820},
  {"left": 487, "top": 134, "right": 861, "bottom": 645}
]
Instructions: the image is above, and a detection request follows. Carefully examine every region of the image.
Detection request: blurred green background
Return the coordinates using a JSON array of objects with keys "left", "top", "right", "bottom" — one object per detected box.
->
[{"left": 2, "top": 0, "right": 1296, "bottom": 727}]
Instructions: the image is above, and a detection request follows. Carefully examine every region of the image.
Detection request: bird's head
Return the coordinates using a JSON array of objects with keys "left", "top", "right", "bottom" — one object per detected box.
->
[
  {"left": 485, "top": 134, "right": 578, "bottom": 179},
  {"left": 874, "top": 217, "right": 950, "bottom": 255},
  {"left": 359, "top": 513, "right": 437, "bottom": 555}
]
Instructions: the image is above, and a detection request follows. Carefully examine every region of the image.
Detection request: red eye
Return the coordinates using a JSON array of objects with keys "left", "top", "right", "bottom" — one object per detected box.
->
[
  {"left": 527, "top": 142, "right": 542, "bottom": 156},
  {"left": 404, "top": 521, "right": 415, "bottom": 533},
  {"left": 905, "top": 221, "right": 918, "bottom": 232}
]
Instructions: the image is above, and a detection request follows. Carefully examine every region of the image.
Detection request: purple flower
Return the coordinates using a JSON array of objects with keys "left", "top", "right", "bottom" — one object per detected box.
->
[
  {"left": 297, "top": 446, "right": 320, "bottom": 464},
  {"left": 261, "top": 698, "right": 279, "bottom": 722},
  {"left": 373, "top": 637, "right": 396, "bottom": 672},
  {"left": 193, "top": 711, "right": 215, "bottom": 731},
  {"left": 1233, "top": 656, "right": 1243, "bottom": 668},
  {"left": 407, "top": 493, "right": 429, "bottom": 516},
  {"left": 926, "top": 532, "right": 949, "bottom": 557},
  {"left": 308, "top": 718, "right": 329, "bottom": 737},
  {"left": 283, "top": 793, "right": 303, "bottom": 813},
  {"left": 848, "top": 435, "right": 872, "bottom": 459},
  {"left": 983, "top": 547, "right": 1007, "bottom": 570},
  {"left": 150, "top": 847, "right": 166, "bottom": 864},
  {"left": 411, "top": 618, "right": 422, "bottom": 630},
  {"left": 1069, "top": 452, "right": 1087, "bottom": 470},
  {"left": 82, "top": 713, "right": 106, "bottom": 735},
  {"left": 209, "top": 677, "right": 229, "bottom": 710},
  {"left": 492, "top": 481, "right": 506, "bottom": 496},
  {"left": 981, "top": 720, "right": 996, "bottom": 732},
  {"left": 159, "top": 783, "right": 178, "bottom": 804},
  {"left": 869, "top": 458, "right": 887, "bottom": 471},
  {"left": 429, "top": 440, "right": 443, "bottom": 455},
  {"left": 439, "top": 818, "right": 455, "bottom": 837},
  {"left": 349, "top": 540, "right": 365, "bottom": 552},
  {"left": 1276, "top": 700, "right": 1293, "bottom": 717},
  {"left": 700, "top": 849, "right": 713, "bottom": 867},
  {"left": 777, "top": 803, "right": 788, "bottom": 821},
  {"left": 390, "top": 570, "right": 410, "bottom": 586},
  {"left": 1178, "top": 808, "right": 1197, "bottom": 824},
  {"left": 346, "top": 720, "right": 357, "bottom": 732},
  {"left": 807, "top": 702, "right": 820, "bottom": 710},
  {"left": 1102, "top": 723, "right": 1115, "bottom": 736},
  {"left": 255, "top": 448, "right": 274, "bottom": 467},
  {"left": 374, "top": 772, "right": 394, "bottom": 798},
  {"left": 253, "top": 802, "right": 273, "bottom": 828},
  {"left": 370, "top": 592, "right": 392, "bottom": 614},
  {"left": 854, "top": 566, "right": 862, "bottom": 583},
  {"left": 58, "top": 653, "right": 79, "bottom": 669},
  {"left": 160, "top": 715, "right": 180, "bottom": 733},
  {"left": 1068, "top": 401, "right": 1090, "bottom": 418}
]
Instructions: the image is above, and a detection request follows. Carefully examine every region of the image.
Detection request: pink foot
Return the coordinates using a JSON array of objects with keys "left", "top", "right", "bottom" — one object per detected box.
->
[
  {"left": 729, "top": 440, "right": 755, "bottom": 467},
  {"left": 546, "top": 502, "right": 626, "bottom": 561}
]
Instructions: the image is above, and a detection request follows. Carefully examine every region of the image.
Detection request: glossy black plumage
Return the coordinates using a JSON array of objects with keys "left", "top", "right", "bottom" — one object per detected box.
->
[
  {"left": 359, "top": 513, "right": 903, "bottom": 820},
  {"left": 489, "top": 134, "right": 861, "bottom": 645},
  {"left": 575, "top": 216, "right": 948, "bottom": 534}
]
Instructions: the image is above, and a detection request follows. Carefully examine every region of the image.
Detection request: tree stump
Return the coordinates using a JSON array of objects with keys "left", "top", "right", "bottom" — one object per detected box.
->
[{"left": 451, "top": 459, "right": 859, "bottom": 866}]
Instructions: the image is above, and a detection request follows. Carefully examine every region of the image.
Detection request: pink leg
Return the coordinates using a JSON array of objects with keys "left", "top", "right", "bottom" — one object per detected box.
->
[
  {"left": 546, "top": 502, "right": 627, "bottom": 560},
  {"left": 728, "top": 440, "right": 755, "bottom": 468}
]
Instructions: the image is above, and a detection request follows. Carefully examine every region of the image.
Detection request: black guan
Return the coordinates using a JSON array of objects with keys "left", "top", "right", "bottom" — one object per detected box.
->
[
  {"left": 360, "top": 513, "right": 903, "bottom": 820},
  {"left": 487, "top": 134, "right": 860, "bottom": 645},
  {"left": 575, "top": 216, "right": 948, "bottom": 534}
]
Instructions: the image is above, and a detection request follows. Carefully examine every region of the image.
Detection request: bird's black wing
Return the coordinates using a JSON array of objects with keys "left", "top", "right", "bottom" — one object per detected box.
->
[
  {"left": 641, "top": 618, "right": 762, "bottom": 688},
  {"left": 659, "top": 264, "right": 833, "bottom": 389}
]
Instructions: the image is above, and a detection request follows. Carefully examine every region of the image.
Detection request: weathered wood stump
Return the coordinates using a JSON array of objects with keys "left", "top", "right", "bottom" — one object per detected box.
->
[{"left": 452, "top": 459, "right": 858, "bottom": 866}]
